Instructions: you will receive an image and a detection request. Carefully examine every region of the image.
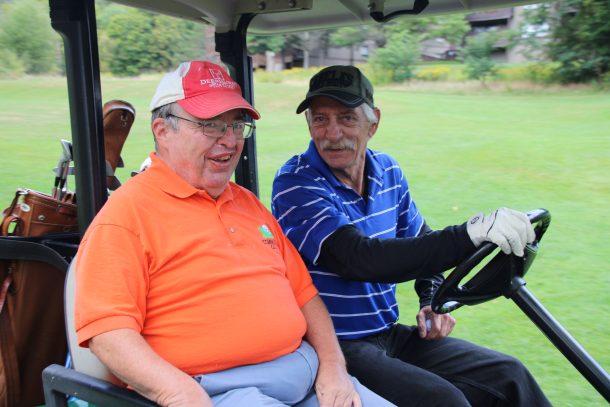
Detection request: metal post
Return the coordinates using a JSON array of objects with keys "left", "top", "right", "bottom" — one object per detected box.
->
[
  {"left": 49, "top": 0, "right": 107, "bottom": 233},
  {"left": 215, "top": 14, "right": 259, "bottom": 197},
  {"left": 511, "top": 283, "right": 610, "bottom": 402}
]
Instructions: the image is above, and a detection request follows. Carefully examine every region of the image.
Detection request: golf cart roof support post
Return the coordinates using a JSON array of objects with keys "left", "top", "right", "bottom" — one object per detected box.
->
[
  {"left": 215, "top": 14, "right": 260, "bottom": 197},
  {"left": 511, "top": 284, "right": 610, "bottom": 402},
  {"left": 49, "top": 0, "right": 108, "bottom": 234}
]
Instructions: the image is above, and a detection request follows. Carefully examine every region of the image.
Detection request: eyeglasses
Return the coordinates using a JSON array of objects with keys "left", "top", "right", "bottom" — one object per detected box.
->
[{"left": 168, "top": 114, "right": 255, "bottom": 139}]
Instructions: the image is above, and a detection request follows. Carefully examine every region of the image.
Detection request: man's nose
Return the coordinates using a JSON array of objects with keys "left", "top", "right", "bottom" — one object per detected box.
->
[
  {"left": 217, "top": 125, "right": 238, "bottom": 146},
  {"left": 324, "top": 118, "right": 343, "bottom": 140}
]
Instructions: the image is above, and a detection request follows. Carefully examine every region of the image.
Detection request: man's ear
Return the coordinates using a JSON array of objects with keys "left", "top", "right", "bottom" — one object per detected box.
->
[
  {"left": 368, "top": 107, "right": 381, "bottom": 138},
  {"left": 152, "top": 117, "right": 171, "bottom": 148},
  {"left": 304, "top": 112, "right": 315, "bottom": 137}
]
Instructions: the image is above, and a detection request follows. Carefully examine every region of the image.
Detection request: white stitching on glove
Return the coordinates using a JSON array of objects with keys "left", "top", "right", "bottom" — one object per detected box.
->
[{"left": 466, "top": 208, "right": 536, "bottom": 256}]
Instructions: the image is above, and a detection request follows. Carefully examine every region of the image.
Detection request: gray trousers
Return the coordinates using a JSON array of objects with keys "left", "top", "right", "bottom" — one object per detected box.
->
[{"left": 193, "top": 341, "right": 395, "bottom": 406}]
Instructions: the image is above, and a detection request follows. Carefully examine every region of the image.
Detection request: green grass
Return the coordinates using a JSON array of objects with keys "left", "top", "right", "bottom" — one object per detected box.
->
[{"left": 1, "top": 76, "right": 609, "bottom": 406}]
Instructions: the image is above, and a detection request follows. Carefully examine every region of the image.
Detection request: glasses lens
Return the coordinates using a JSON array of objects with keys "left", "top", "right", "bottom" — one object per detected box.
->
[
  {"left": 199, "top": 120, "right": 255, "bottom": 139},
  {"left": 241, "top": 123, "right": 255, "bottom": 139},
  {"left": 202, "top": 120, "right": 224, "bottom": 138},
  {"left": 231, "top": 122, "right": 245, "bottom": 138}
]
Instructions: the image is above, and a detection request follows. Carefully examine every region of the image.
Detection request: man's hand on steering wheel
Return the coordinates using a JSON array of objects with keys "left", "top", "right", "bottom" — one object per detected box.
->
[
  {"left": 466, "top": 207, "right": 535, "bottom": 256},
  {"left": 416, "top": 305, "right": 455, "bottom": 340}
]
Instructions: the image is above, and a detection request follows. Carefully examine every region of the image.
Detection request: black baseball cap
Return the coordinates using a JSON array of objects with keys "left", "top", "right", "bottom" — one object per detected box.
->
[{"left": 296, "top": 65, "right": 374, "bottom": 114}]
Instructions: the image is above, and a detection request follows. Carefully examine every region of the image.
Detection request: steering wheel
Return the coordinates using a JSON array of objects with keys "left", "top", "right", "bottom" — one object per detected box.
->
[{"left": 431, "top": 208, "right": 551, "bottom": 314}]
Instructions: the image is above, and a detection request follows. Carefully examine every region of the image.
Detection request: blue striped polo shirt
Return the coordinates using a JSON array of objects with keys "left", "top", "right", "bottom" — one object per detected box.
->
[{"left": 272, "top": 140, "right": 424, "bottom": 339}]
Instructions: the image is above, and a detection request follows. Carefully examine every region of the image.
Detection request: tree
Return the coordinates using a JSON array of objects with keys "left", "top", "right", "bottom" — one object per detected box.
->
[
  {"left": 329, "top": 27, "right": 368, "bottom": 65},
  {"left": 103, "top": 9, "right": 203, "bottom": 76},
  {"left": 287, "top": 31, "right": 328, "bottom": 68},
  {"left": 369, "top": 19, "right": 427, "bottom": 82},
  {"left": 105, "top": 10, "right": 154, "bottom": 76},
  {"left": 247, "top": 34, "right": 288, "bottom": 71},
  {"left": 0, "top": 0, "right": 58, "bottom": 74},
  {"left": 462, "top": 32, "right": 498, "bottom": 84},
  {"left": 150, "top": 16, "right": 204, "bottom": 72},
  {"left": 367, "top": 15, "right": 469, "bottom": 83},
  {"left": 549, "top": 0, "right": 610, "bottom": 83},
  {"left": 379, "top": 14, "right": 469, "bottom": 47},
  {"left": 370, "top": 30, "right": 421, "bottom": 82},
  {"left": 247, "top": 34, "right": 286, "bottom": 55},
  {"left": 521, "top": 0, "right": 610, "bottom": 83},
  {"left": 427, "top": 14, "right": 471, "bottom": 47},
  {"left": 0, "top": 48, "right": 25, "bottom": 77},
  {"left": 96, "top": 2, "right": 132, "bottom": 73}
]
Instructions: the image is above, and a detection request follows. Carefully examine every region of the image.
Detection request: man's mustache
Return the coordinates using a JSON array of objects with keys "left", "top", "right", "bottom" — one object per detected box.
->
[{"left": 320, "top": 139, "right": 356, "bottom": 151}]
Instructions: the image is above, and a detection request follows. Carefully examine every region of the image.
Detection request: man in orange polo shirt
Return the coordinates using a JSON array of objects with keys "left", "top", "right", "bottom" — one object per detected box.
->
[{"left": 74, "top": 61, "right": 393, "bottom": 407}]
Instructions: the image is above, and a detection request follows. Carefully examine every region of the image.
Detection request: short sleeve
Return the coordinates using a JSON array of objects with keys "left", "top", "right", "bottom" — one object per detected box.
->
[{"left": 75, "top": 222, "right": 148, "bottom": 347}]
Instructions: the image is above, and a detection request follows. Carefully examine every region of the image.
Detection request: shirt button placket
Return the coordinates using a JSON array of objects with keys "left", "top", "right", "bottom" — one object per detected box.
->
[{"left": 216, "top": 201, "right": 235, "bottom": 245}]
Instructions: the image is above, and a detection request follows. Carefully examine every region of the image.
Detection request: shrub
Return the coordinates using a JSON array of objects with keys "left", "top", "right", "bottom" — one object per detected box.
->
[
  {"left": 496, "top": 63, "right": 559, "bottom": 84},
  {"left": 254, "top": 70, "right": 283, "bottom": 83},
  {"left": 462, "top": 33, "right": 498, "bottom": 83},
  {"left": 415, "top": 66, "right": 451, "bottom": 81},
  {"left": 279, "top": 67, "right": 321, "bottom": 81},
  {"left": 496, "top": 65, "right": 529, "bottom": 81},
  {"left": 0, "top": 49, "right": 25, "bottom": 78},
  {"left": 526, "top": 62, "right": 560, "bottom": 84},
  {"left": 369, "top": 32, "right": 420, "bottom": 83},
  {"left": 598, "top": 71, "right": 610, "bottom": 90},
  {"left": 363, "top": 66, "right": 394, "bottom": 85},
  {"left": 0, "top": 0, "right": 58, "bottom": 74}
]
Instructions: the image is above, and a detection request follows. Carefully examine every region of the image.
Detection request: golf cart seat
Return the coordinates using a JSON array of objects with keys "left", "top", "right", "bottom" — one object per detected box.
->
[{"left": 42, "top": 256, "right": 155, "bottom": 406}]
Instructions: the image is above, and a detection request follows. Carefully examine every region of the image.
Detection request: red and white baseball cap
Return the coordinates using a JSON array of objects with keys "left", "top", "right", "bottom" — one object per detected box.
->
[{"left": 150, "top": 60, "right": 260, "bottom": 120}]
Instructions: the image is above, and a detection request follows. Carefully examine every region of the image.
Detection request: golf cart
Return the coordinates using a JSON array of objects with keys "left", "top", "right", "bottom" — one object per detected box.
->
[{"left": 2, "top": 0, "right": 608, "bottom": 405}]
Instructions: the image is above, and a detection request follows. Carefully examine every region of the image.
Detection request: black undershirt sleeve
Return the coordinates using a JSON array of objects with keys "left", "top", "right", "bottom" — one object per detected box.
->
[{"left": 318, "top": 222, "right": 475, "bottom": 285}]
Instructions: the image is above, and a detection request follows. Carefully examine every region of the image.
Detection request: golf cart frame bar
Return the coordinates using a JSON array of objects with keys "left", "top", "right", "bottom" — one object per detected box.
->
[
  {"left": 49, "top": 0, "right": 107, "bottom": 233},
  {"left": 216, "top": 13, "right": 260, "bottom": 197},
  {"left": 49, "top": 0, "right": 259, "bottom": 233}
]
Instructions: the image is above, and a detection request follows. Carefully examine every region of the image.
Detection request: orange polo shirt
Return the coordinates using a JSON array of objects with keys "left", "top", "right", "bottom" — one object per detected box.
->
[{"left": 75, "top": 153, "right": 318, "bottom": 375}]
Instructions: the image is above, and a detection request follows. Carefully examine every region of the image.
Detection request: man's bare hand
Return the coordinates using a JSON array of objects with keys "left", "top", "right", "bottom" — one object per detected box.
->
[
  {"left": 416, "top": 305, "right": 455, "bottom": 340},
  {"left": 155, "top": 381, "right": 212, "bottom": 407},
  {"left": 89, "top": 329, "right": 213, "bottom": 407},
  {"left": 315, "top": 361, "right": 362, "bottom": 407}
]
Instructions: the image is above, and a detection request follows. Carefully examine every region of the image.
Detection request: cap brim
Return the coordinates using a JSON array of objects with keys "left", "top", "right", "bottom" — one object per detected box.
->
[
  {"left": 295, "top": 91, "right": 366, "bottom": 114},
  {"left": 179, "top": 93, "right": 260, "bottom": 120}
]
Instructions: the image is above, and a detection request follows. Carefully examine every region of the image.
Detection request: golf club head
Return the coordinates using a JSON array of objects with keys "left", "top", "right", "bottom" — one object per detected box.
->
[
  {"left": 61, "top": 139, "right": 73, "bottom": 160},
  {"left": 53, "top": 139, "right": 74, "bottom": 199},
  {"left": 54, "top": 139, "right": 73, "bottom": 176}
]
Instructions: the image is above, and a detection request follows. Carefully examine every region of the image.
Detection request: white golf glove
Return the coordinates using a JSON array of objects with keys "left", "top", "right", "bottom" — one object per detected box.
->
[{"left": 466, "top": 208, "right": 536, "bottom": 256}]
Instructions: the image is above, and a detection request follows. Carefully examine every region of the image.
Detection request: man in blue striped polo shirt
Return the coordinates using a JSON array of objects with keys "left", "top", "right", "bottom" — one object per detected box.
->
[{"left": 271, "top": 65, "right": 550, "bottom": 406}]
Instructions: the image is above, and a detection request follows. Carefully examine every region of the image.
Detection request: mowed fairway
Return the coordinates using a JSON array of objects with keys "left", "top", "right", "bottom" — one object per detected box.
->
[{"left": 1, "top": 75, "right": 609, "bottom": 406}]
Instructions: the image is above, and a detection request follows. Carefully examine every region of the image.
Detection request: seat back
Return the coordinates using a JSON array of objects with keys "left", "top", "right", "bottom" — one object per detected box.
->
[
  {"left": 0, "top": 237, "right": 72, "bottom": 406},
  {"left": 65, "top": 256, "right": 122, "bottom": 384}
]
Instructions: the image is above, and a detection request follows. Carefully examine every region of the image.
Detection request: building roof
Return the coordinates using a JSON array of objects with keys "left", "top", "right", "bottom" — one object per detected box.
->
[{"left": 466, "top": 8, "right": 513, "bottom": 22}]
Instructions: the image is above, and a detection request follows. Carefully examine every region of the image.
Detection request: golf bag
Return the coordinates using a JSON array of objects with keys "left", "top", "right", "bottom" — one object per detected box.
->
[
  {"left": 1, "top": 189, "right": 77, "bottom": 238},
  {"left": 103, "top": 99, "right": 135, "bottom": 190},
  {"left": 0, "top": 99, "right": 135, "bottom": 406},
  {"left": 0, "top": 191, "right": 77, "bottom": 407}
]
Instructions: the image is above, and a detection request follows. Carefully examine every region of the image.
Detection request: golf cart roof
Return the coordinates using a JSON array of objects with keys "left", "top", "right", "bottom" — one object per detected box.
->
[{"left": 111, "top": 0, "right": 535, "bottom": 33}]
